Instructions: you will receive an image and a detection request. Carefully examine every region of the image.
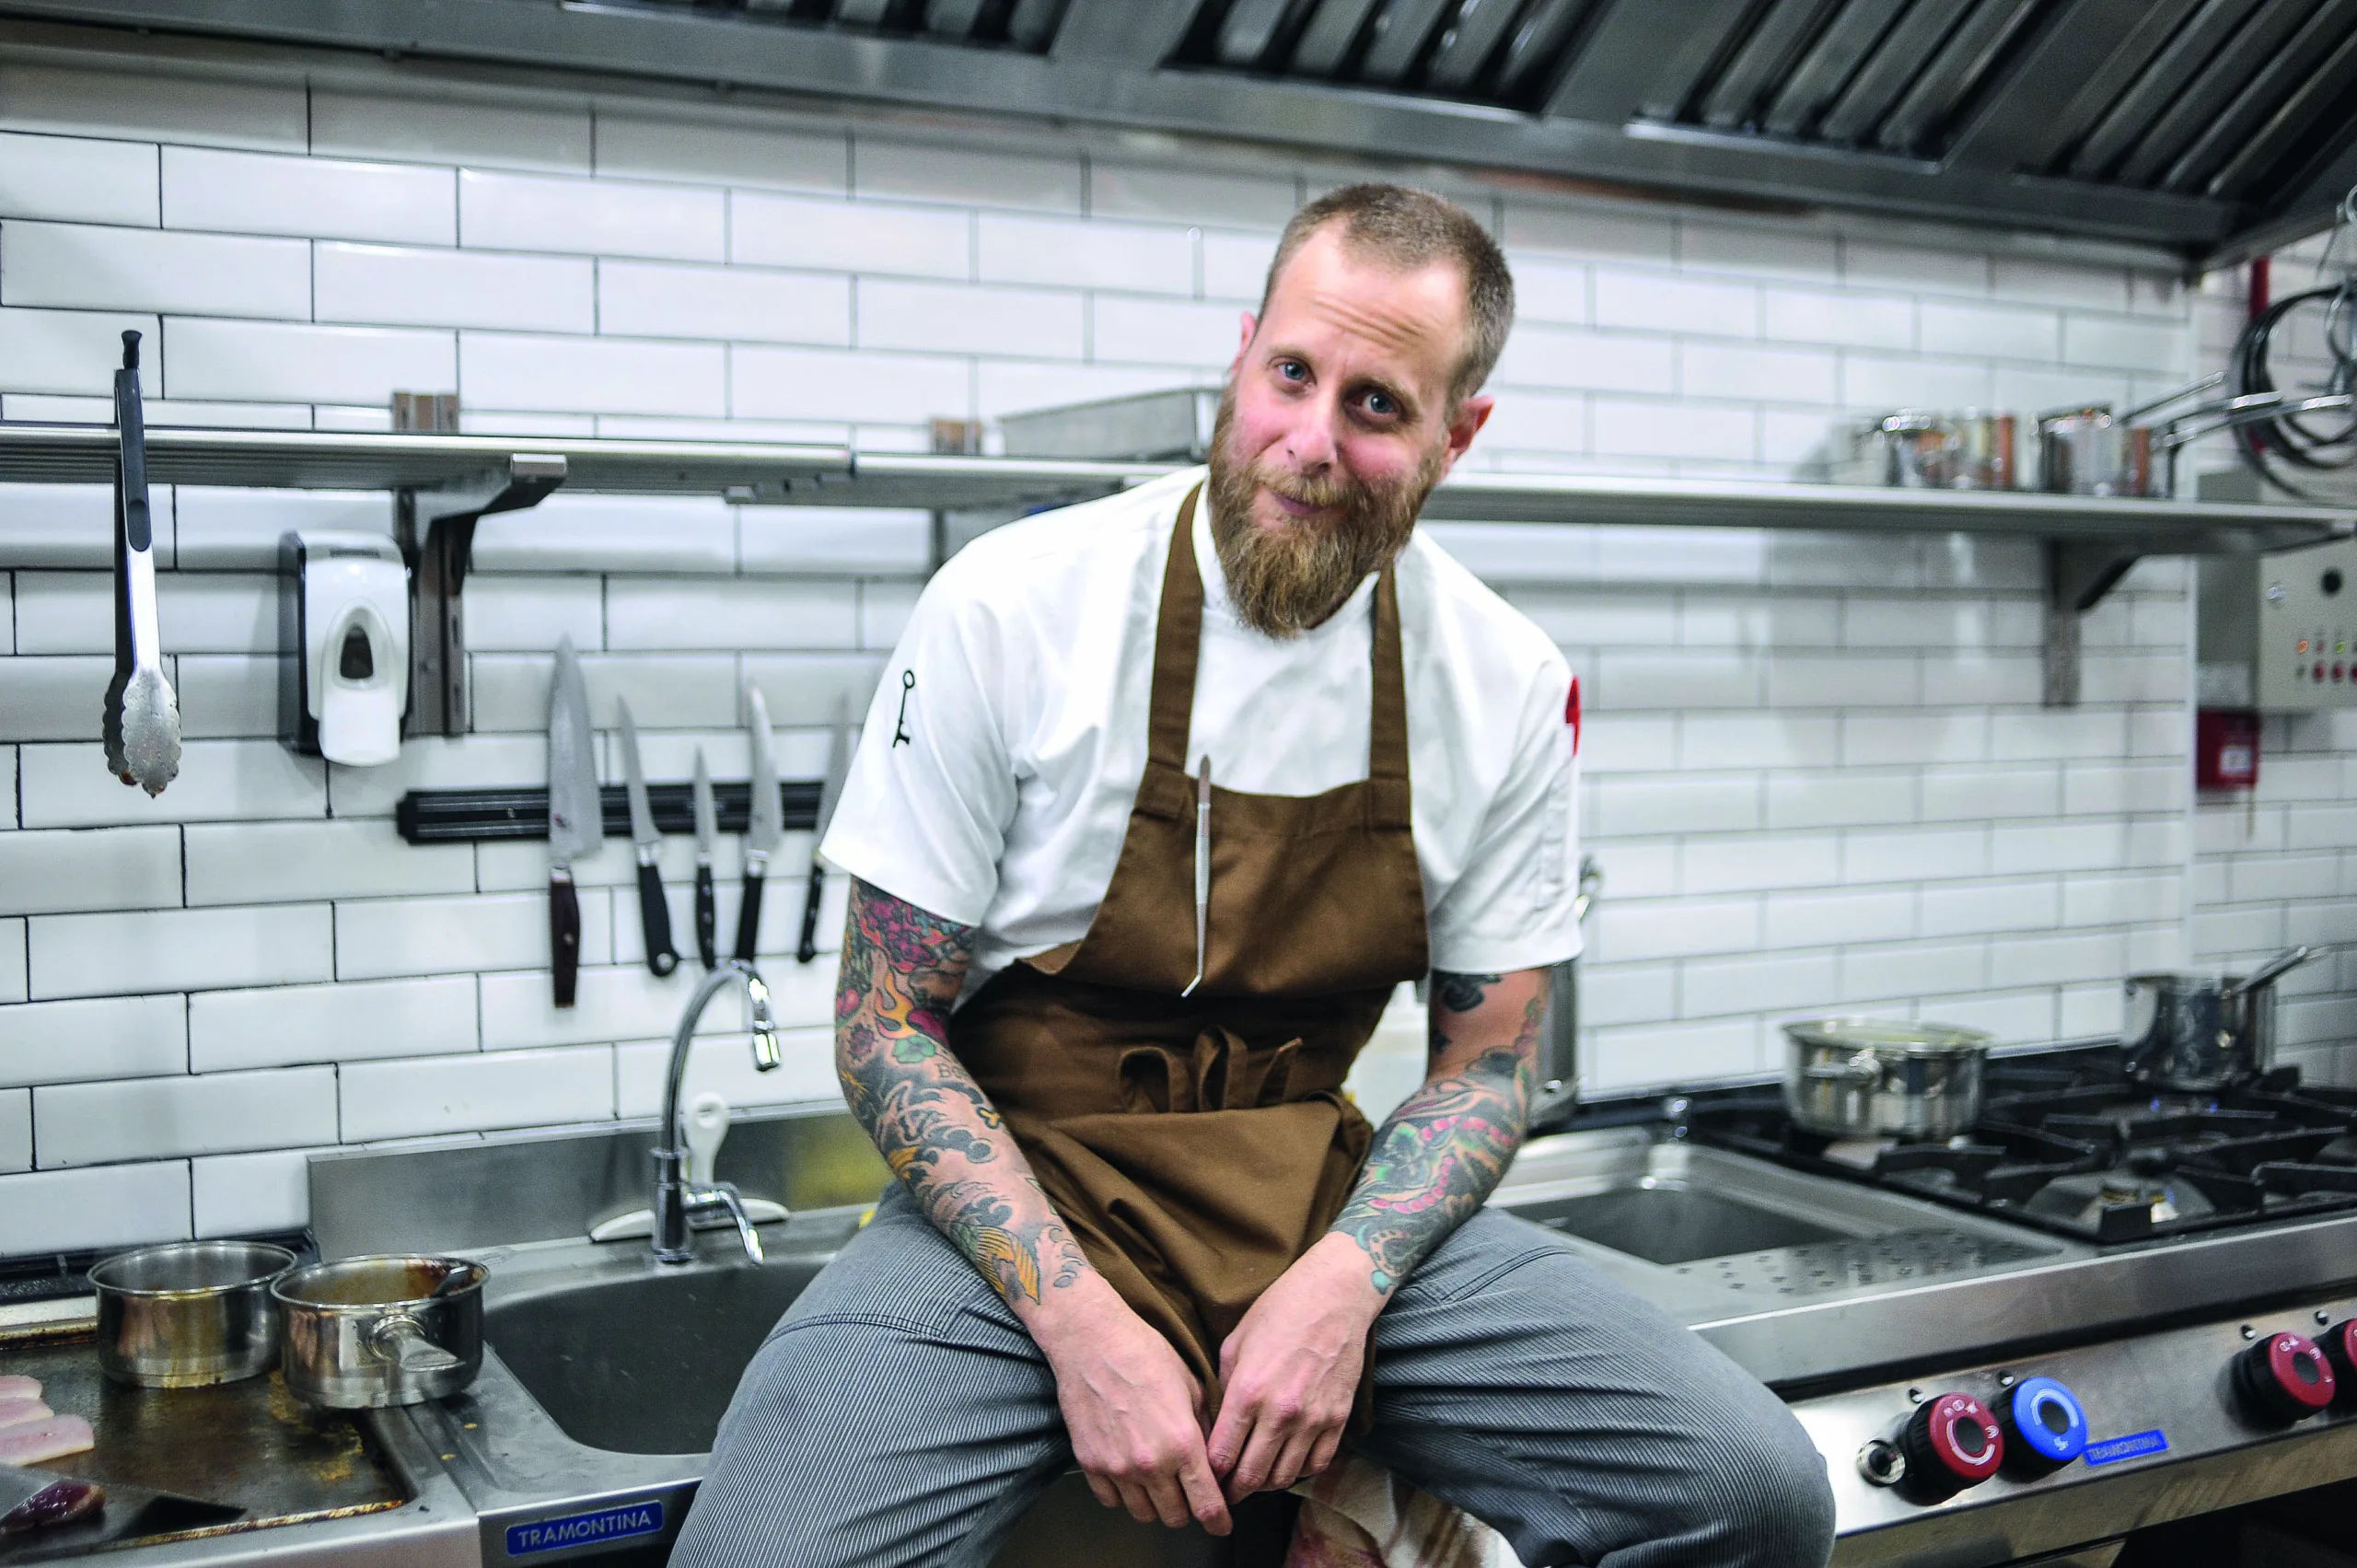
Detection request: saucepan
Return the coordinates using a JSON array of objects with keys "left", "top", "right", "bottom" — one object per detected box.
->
[
  {"left": 2122, "top": 946, "right": 2319, "bottom": 1093},
  {"left": 273, "top": 1255, "right": 487, "bottom": 1409},
  {"left": 1782, "top": 1018, "right": 1993, "bottom": 1141},
  {"left": 1832, "top": 411, "right": 2016, "bottom": 489},
  {"left": 90, "top": 1239, "right": 296, "bottom": 1388}
]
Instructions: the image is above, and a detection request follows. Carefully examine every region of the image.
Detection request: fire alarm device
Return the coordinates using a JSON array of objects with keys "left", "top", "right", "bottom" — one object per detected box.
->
[{"left": 2195, "top": 708, "right": 2260, "bottom": 792}]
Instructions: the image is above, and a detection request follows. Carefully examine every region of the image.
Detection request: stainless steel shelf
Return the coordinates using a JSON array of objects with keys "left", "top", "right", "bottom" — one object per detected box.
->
[{"left": 3, "top": 423, "right": 2346, "bottom": 552}]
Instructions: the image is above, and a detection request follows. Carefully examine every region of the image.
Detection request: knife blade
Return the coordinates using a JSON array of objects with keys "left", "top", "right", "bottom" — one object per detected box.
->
[
  {"left": 616, "top": 699, "right": 678, "bottom": 978},
  {"left": 733, "top": 684, "right": 782, "bottom": 962},
  {"left": 795, "top": 695, "right": 855, "bottom": 964},
  {"left": 691, "top": 748, "right": 718, "bottom": 970},
  {"left": 546, "top": 637, "right": 602, "bottom": 1009}
]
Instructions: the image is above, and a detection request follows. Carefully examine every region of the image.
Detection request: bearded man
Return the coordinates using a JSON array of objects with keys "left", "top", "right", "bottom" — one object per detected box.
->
[{"left": 674, "top": 184, "right": 1834, "bottom": 1568}]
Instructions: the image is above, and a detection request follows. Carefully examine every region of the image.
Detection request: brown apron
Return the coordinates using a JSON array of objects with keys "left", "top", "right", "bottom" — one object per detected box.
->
[{"left": 949, "top": 484, "right": 1430, "bottom": 1410}]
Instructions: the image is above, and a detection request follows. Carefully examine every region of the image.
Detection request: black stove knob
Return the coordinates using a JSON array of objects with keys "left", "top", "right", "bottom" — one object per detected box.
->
[
  {"left": 1897, "top": 1392, "right": 2003, "bottom": 1501},
  {"left": 2318, "top": 1321, "right": 2357, "bottom": 1406},
  {"left": 1993, "top": 1376, "right": 2089, "bottom": 1478},
  {"left": 2232, "top": 1332, "right": 2336, "bottom": 1424}
]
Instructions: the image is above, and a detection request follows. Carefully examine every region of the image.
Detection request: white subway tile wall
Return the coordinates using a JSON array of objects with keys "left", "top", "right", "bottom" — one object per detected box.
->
[{"left": 0, "top": 61, "right": 2338, "bottom": 1255}]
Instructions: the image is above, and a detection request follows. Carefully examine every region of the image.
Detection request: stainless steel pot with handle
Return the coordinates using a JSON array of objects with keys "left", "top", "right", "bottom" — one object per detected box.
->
[
  {"left": 90, "top": 1239, "right": 295, "bottom": 1388},
  {"left": 273, "top": 1255, "right": 486, "bottom": 1409},
  {"left": 1782, "top": 1018, "right": 1992, "bottom": 1141},
  {"left": 2122, "top": 946, "right": 2317, "bottom": 1092},
  {"left": 1530, "top": 856, "right": 1602, "bottom": 1132}
]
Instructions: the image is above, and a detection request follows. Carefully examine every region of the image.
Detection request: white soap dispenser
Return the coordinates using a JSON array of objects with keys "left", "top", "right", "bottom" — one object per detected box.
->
[{"left": 279, "top": 529, "right": 409, "bottom": 766}]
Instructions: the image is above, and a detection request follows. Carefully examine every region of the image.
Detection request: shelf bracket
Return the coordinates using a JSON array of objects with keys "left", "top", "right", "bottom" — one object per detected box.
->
[
  {"left": 395, "top": 454, "right": 567, "bottom": 738},
  {"left": 2042, "top": 540, "right": 2141, "bottom": 708}
]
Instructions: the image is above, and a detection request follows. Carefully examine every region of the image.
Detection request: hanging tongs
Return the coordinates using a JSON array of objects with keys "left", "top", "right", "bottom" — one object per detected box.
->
[{"left": 102, "top": 331, "right": 180, "bottom": 796}]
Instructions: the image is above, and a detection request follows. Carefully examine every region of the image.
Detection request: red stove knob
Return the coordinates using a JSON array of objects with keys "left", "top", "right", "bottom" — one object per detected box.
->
[
  {"left": 2232, "top": 1332, "right": 2336, "bottom": 1424},
  {"left": 1897, "top": 1393, "right": 2003, "bottom": 1500},
  {"left": 2315, "top": 1321, "right": 2357, "bottom": 1407}
]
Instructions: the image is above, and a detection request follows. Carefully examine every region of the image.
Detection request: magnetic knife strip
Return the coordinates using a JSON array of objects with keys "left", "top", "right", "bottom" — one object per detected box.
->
[{"left": 396, "top": 781, "right": 823, "bottom": 843}]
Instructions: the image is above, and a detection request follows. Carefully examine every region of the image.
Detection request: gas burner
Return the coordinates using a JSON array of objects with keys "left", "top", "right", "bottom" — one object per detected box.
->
[{"left": 1680, "top": 1047, "right": 2357, "bottom": 1247}]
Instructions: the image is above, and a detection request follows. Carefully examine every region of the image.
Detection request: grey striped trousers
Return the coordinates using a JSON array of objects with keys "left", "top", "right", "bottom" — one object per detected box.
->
[{"left": 672, "top": 1186, "right": 1835, "bottom": 1568}]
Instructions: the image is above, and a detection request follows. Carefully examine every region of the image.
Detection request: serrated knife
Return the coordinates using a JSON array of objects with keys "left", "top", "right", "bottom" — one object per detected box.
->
[
  {"left": 691, "top": 748, "right": 718, "bottom": 970},
  {"left": 616, "top": 698, "right": 678, "bottom": 978},
  {"left": 796, "top": 695, "right": 854, "bottom": 964},
  {"left": 546, "top": 638, "right": 602, "bottom": 1009},
  {"left": 732, "top": 685, "right": 782, "bottom": 962}
]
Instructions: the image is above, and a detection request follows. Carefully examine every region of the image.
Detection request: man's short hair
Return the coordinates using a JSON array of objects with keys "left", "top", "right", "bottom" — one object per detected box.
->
[{"left": 1259, "top": 183, "right": 1515, "bottom": 406}]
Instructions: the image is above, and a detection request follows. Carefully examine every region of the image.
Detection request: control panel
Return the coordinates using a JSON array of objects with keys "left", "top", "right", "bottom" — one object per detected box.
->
[
  {"left": 1795, "top": 1293, "right": 2357, "bottom": 1560},
  {"left": 2199, "top": 537, "right": 2357, "bottom": 712}
]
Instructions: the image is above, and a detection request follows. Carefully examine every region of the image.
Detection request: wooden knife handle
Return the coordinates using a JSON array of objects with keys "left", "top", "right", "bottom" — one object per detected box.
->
[
  {"left": 695, "top": 863, "right": 717, "bottom": 970},
  {"left": 551, "top": 872, "right": 581, "bottom": 1008},
  {"left": 796, "top": 863, "right": 826, "bottom": 965},
  {"left": 637, "top": 861, "right": 679, "bottom": 977},
  {"left": 733, "top": 866, "right": 766, "bottom": 962}
]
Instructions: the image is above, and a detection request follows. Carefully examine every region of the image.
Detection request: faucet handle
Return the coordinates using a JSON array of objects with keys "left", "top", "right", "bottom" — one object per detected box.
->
[{"left": 694, "top": 1181, "right": 766, "bottom": 1265}]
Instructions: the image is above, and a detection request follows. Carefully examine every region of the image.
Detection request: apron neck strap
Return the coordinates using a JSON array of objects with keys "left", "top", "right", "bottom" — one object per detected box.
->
[{"left": 1149, "top": 482, "right": 1412, "bottom": 785}]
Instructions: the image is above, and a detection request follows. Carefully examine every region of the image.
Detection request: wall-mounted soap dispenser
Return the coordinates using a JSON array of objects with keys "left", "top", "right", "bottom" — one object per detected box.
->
[{"left": 280, "top": 530, "right": 409, "bottom": 766}]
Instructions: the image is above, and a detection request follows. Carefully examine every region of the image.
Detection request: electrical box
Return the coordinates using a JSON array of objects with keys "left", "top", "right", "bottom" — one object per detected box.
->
[{"left": 2194, "top": 470, "right": 2357, "bottom": 712}]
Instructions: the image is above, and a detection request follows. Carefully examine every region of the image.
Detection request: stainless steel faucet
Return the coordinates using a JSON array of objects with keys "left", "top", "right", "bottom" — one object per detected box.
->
[{"left": 652, "top": 959, "right": 784, "bottom": 1265}]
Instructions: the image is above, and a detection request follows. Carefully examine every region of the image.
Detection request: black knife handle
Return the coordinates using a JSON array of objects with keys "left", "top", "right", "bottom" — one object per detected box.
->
[
  {"left": 796, "top": 863, "right": 827, "bottom": 964},
  {"left": 551, "top": 873, "right": 581, "bottom": 1009},
  {"left": 695, "top": 864, "right": 717, "bottom": 970},
  {"left": 637, "top": 861, "right": 679, "bottom": 977},
  {"left": 733, "top": 866, "right": 766, "bottom": 962}
]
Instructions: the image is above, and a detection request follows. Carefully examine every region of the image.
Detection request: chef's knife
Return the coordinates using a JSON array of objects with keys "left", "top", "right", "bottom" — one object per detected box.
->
[
  {"left": 692, "top": 748, "right": 718, "bottom": 970},
  {"left": 795, "top": 695, "right": 854, "bottom": 964},
  {"left": 616, "top": 699, "right": 678, "bottom": 978},
  {"left": 546, "top": 638, "right": 602, "bottom": 1008},
  {"left": 733, "top": 685, "right": 782, "bottom": 962}
]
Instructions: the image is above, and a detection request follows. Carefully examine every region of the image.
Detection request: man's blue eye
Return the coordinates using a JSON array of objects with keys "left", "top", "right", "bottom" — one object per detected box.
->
[
  {"left": 1366, "top": 392, "right": 1395, "bottom": 415},
  {"left": 1279, "top": 361, "right": 1307, "bottom": 381}
]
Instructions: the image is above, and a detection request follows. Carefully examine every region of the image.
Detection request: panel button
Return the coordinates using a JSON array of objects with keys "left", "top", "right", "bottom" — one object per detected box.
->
[
  {"left": 1995, "top": 1376, "right": 2088, "bottom": 1477},
  {"left": 2232, "top": 1332, "right": 2336, "bottom": 1423},
  {"left": 1898, "top": 1392, "right": 2003, "bottom": 1500}
]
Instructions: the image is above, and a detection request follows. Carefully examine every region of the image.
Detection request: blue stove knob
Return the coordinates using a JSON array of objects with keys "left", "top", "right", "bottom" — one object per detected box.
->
[{"left": 1996, "top": 1376, "right": 2088, "bottom": 1477}]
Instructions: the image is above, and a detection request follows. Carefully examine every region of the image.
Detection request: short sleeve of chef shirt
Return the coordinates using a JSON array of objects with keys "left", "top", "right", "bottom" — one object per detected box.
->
[{"left": 819, "top": 469, "right": 1583, "bottom": 993}]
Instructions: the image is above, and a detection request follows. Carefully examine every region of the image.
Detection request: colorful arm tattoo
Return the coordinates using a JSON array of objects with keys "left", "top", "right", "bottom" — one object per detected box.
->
[
  {"left": 836, "top": 877, "right": 1088, "bottom": 1307},
  {"left": 1327, "top": 969, "right": 1543, "bottom": 1296}
]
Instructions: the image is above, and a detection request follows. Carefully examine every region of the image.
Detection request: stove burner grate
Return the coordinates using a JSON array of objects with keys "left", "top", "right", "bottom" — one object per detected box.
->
[{"left": 1680, "top": 1051, "right": 2357, "bottom": 1247}]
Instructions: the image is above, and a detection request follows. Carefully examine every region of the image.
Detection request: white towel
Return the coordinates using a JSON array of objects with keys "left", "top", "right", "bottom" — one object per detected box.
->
[{"left": 1284, "top": 1457, "right": 1520, "bottom": 1568}]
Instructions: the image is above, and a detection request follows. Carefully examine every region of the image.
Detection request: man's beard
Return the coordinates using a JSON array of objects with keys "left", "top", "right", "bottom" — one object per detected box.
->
[{"left": 1204, "top": 387, "right": 1443, "bottom": 639}]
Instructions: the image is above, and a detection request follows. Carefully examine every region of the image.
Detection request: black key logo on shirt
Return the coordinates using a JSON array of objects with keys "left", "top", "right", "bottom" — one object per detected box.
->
[{"left": 893, "top": 668, "right": 915, "bottom": 748}]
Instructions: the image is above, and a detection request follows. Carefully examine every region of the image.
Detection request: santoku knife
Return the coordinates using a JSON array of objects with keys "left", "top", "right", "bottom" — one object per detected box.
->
[
  {"left": 545, "top": 638, "right": 602, "bottom": 1008},
  {"left": 616, "top": 699, "right": 678, "bottom": 977},
  {"left": 691, "top": 748, "right": 718, "bottom": 970},
  {"left": 796, "top": 695, "right": 854, "bottom": 964},
  {"left": 733, "top": 685, "right": 782, "bottom": 962}
]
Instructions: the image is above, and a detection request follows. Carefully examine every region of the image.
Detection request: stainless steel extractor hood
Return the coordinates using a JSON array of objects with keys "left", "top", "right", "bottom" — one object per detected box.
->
[{"left": 8, "top": 0, "right": 2357, "bottom": 264}]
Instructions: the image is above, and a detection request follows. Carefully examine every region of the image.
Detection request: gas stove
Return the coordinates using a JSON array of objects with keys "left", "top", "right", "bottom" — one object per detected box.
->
[
  {"left": 1683, "top": 1045, "right": 2357, "bottom": 1247},
  {"left": 1498, "top": 1046, "right": 2357, "bottom": 1566}
]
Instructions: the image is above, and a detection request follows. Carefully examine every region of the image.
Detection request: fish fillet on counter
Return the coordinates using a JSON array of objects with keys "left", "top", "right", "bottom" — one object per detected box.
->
[
  {"left": 0, "top": 1419, "right": 93, "bottom": 1467},
  {"left": 0, "top": 1401, "right": 52, "bottom": 1431},
  {"left": 0, "top": 1379, "right": 35, "bottom": 1403}
]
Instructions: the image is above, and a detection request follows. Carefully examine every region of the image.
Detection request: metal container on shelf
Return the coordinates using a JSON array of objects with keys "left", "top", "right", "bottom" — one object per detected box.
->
[
  {"left": 90, "top": 1239, "right": 296, "bottom": 1388},
  {"left": 1529, "top": 857, "right": 1603, "bottom": 1132},
  {"left": 1832, "top": 411, "right": 2015, "bottom": 489},
  {"left": 1781, "top": 1018, "right": 1992, "bottom": 1141}
]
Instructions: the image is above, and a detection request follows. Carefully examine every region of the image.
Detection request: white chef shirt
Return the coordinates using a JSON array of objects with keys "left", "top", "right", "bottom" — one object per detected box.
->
[{"left": 820, "top": 465, "right": 1581, "bottom": 1005}]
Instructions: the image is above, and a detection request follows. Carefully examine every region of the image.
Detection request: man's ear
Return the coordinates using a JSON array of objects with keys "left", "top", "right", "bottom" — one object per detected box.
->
[
  {"left": 1230, "top": 311, "right": 1257, "bottom": 382},
  {"left": 1439, "top": 395, "right": 1493, "bottom": 473}
]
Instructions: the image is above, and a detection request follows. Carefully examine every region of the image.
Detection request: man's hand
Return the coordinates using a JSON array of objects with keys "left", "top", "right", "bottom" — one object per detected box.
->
[
  {"left": 1207, "top": 1233, "right": 1384, "bottom": 1500},
  {"left": 1031, "top": 1272, "right": 1234, "bottom": 1536}
]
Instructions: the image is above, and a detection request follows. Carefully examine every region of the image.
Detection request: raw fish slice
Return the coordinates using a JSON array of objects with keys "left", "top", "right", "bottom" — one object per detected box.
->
[
  {"left": 0, "top": 1477, "right": 102, "bottom": 1534},
  {"left": 0, "top": 1418, "right": 93, "bottom": 1468},
  {"left": 0, "top": 1379, "right": 36, "bottom": 1402},
  {"left": 0, "top": 1403, "right": 51, "bottom": 1432}
]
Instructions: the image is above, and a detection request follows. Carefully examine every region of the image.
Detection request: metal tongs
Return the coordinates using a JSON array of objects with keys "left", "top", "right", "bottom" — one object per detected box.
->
[
  {"left": 1182, "top": 756, "right": 1210, "bottom": 997},
  {"left": 101, "top": 331, "right": 180, "bottom": 796}
]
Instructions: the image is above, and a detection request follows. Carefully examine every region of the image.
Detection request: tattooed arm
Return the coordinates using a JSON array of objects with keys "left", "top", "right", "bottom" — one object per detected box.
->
[
  {"left": 1207, "top": 966, "right": 1549, "bottom": 1501},
  {"left": 836, "top": 877, "right": 1231, "bottom": 1536}
]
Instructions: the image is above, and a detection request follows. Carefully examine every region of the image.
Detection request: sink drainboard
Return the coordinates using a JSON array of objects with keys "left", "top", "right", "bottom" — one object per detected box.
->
[{"left": 1672, "top": 1228, "right": 2047, "bottom": 1297}]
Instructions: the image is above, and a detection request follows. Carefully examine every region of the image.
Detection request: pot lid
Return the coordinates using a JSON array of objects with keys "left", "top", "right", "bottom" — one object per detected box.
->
[{"left": 1782, "top": 1017, "right": 1993, "bottom": 1057}]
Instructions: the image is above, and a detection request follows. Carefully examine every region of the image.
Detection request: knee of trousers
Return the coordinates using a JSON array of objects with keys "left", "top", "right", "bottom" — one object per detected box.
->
[{"left": 1675, "top": 1390, "right": 1837, "bottom": 1568}]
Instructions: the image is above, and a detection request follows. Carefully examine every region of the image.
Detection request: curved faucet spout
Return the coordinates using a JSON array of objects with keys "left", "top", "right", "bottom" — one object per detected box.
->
[{"left": 654, "top": 958, "right": 784, "bottom": 1264}]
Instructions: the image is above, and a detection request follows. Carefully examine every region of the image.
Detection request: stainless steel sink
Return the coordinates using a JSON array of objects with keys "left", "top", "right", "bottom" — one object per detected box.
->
[{"left": 483, "top": 1253, "right": 830, "bottom": 1456}]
